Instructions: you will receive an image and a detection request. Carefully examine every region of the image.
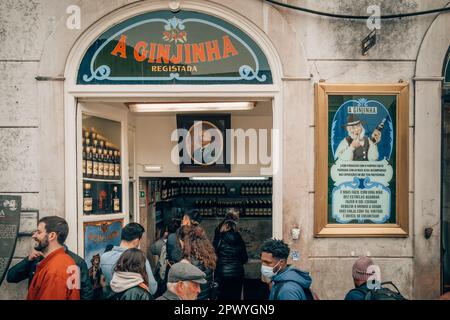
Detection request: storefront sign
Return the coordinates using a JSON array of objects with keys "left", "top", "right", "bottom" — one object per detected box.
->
[
  {"left": 78, "top": 10, "right": 272, "bottom": 85},
  {"left": 0, "top": 195, "right": 21, "bottom": 286},
  {"left": 315, "top": 84, "right": 409, "bottom": 237}
]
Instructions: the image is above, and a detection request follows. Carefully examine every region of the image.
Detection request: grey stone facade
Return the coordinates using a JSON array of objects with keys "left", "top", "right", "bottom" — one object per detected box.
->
[{"left": 0, "top": 0, "right": 449, "bottom": 300}]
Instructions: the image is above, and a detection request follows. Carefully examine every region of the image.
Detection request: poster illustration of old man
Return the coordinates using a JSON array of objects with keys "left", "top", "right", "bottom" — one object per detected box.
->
[{"left": 328, "top": 96, "right": 396, "bottom": 224}]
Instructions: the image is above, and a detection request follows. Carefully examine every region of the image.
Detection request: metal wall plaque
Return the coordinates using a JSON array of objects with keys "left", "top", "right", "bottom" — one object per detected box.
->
[{"left": 0, "top": 195, "right": 21, "bottom": 286}]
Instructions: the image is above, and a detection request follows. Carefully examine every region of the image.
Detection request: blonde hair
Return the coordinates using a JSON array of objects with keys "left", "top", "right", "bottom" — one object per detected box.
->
[{"left": 220, "top": 209, "right": 239, "bottom": 233}]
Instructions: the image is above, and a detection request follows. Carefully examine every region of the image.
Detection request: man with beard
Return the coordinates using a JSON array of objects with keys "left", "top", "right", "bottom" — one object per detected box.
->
[
  {"left": 7, "top": 221, "right": 93, "bottom": 299},
  {"left": 335, "top": 114, "right": 381, "bottom": 161},
  {"left": 24, "top": 216, "right": 80, "bottom": 300}
]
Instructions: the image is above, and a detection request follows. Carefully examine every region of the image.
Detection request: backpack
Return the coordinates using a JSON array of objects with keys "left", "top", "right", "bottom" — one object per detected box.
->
[
  {"left": 356, "top": 282, "right": 407, "bottom": 300},
  {"left": 273, "top": 281, "right": 318, "bottom": 300},
  {"left": 158, "top": 241, "right": 168, "bottom": 281}
]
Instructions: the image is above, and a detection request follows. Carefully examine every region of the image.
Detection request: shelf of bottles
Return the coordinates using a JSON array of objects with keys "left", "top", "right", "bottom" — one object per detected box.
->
[
  {"left": 156, "top": 179, "right": 272, "bottom": 218},
  {"left": 82, "top": 121, "right": 122, "bottom": 216},
  {"left": 195, "top": 199, "right": 272, "bottom": 217}
]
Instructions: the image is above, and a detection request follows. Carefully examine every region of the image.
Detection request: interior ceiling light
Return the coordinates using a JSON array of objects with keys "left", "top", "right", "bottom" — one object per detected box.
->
[
  {"left": 127, "top": 101, "right": 255, "bottom": 112},
  {"left": 189, "top": 176, "right": 269, "bottom": 181}
]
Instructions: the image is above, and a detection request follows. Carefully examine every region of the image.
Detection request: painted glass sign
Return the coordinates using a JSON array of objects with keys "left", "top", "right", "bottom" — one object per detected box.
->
[
  {"left": 328, "top": 96, "right": 396, "bottom": 224},
  {"left": 84, "top": 219, "right": 122, "bottom": 294},
  {"left": 78, "top": 10, "right": 272, "bottom": 85},
  {"left": 84, "top": 219, "right": 122, "bottom": 268}
]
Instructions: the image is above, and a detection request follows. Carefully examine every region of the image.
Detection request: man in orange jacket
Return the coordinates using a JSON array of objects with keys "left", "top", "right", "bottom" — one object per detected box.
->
[{"left": 26, "top": 216, "right": 80, "bottom": 300}]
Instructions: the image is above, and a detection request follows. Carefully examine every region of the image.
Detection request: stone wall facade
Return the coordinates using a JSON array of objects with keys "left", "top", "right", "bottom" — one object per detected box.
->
[{"left": 0, "top": 0, "right": 449, "bottom": 299}]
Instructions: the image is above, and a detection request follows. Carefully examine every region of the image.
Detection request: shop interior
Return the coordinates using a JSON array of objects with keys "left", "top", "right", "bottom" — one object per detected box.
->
[{"left": 79, "top": 100, "right": 273, "bottom": 299}]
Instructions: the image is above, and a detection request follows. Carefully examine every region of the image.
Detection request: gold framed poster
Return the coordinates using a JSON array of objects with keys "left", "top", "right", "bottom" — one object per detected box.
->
[{"left": 314, "top": 83, "right": 409, "bottom": 237}]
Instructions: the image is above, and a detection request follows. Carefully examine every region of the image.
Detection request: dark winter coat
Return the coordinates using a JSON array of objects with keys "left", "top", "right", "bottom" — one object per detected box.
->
[
  {"left": 344, "top": 282, "right": 369, "bottom": 300},
  {"left": 156, "top": 290, "right": 181, "bottom": 300},
  {"left": 102, "top": 285, "right": 152, "bottom": 300},
  {"left": 166, "top": 233, "right": 183, "bottom": 264},
  {"left": 213, "top": 226, "right": 248, "bottom": 278}
]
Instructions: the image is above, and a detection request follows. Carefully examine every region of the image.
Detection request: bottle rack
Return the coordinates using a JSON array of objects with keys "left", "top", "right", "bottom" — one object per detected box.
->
[
  {"left": 155, "top": 178, "right": 273, "bottom": 218},
  {"left": 194, "top": 199, "right": 272, "bottom": 217},
  {"left": 82, "top": 127, "right": 121, "bottom": 181},
  {"left": 82, "top": 126, "right": 123, "bottom": 216}
]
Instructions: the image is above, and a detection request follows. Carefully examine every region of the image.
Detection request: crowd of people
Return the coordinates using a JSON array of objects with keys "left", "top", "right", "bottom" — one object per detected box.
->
[{"left": 6, "top": 211, "right": 408, "bottom": 300}]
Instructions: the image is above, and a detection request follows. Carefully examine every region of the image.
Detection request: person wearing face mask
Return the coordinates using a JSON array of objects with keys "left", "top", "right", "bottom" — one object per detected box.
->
[
  {"left": 335, "top": 114, "right": 381, "bottom": 161},
  {"left": 260, "top": 239, "right": 314, "bottom": 300},
  {"left": 100, "top": 222, "right": 158, "bottom": 296}
]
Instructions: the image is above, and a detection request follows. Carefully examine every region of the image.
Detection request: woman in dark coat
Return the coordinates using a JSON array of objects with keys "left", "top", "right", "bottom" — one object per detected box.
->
[{"left": 213, "top": 210, "right": 248, "bottom": 300}]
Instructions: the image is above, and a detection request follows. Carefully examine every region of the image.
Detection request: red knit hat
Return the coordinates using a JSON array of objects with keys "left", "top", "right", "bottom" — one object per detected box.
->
[{"left": 352, "top": 256, "right": 375, "bottom": 281}]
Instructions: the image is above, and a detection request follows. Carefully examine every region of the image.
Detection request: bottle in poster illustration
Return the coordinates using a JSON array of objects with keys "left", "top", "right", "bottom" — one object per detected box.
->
[{"left": 329, "top": 98, "right": 395, "bottom": 224}]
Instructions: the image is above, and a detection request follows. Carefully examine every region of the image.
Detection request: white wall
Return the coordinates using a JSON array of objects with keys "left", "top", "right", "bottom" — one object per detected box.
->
[{"left": 135, "top": 101, "right": 273, "bottom": 177}]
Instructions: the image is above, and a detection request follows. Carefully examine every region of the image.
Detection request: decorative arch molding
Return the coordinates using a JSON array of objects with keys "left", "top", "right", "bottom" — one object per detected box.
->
[
  {"left": 36, "top": 0, "right": 309, "bottom": 85},
  {"left": 443, "top": 46, "right": 450, "bottom": 84},
  {"left": 415, "top": 7, "right": 450, "bottom": 79},
  {"left": 413, "top": 7, "right": 450, "bottom": 299}
]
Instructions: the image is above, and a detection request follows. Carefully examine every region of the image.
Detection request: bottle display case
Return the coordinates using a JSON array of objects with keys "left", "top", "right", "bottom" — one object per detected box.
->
[
  {"left": 81, "top": 116, "right": 123, "bottom": 216},
  {"left": 152, "top": 178, "right": 272, "bottom": 218},
  {"left": 145, "top": 177, "right": 273, "bottom": 262}
]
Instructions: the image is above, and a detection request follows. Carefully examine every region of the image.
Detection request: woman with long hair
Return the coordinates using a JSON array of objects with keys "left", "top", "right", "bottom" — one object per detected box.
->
[
  {"left": 213, "top": 209, "right": 248, "bottom": 300},
  {"left": 102, "top": 248, "right": 153, "bottom": 300},
  {"left": 177, "top": 224, "right": 217, "bottom": 300},
  {"left": 166, "top": 209, "right": 202, "bottom": 264}
]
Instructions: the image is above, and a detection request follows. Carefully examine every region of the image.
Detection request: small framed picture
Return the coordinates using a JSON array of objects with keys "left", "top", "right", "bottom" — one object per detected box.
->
[
  {"left": 314, "top": 83, "right": 409, "bottom": 237},
  {"left": 176, "top": 114, "right": 231, "bottom": 172}
]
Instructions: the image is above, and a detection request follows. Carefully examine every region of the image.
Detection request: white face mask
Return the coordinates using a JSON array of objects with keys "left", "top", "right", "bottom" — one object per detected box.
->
[{"left": 261, "top": 260, "right": 282, "bottom": 279}]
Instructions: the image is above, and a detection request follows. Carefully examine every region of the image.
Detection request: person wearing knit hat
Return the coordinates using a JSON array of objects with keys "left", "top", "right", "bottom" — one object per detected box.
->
[
  {"left": 345, "top": 256, "right": 376, "bottom": 300},
  {"left": 352, "top": 256, "right": 375, "bottom": 282}
]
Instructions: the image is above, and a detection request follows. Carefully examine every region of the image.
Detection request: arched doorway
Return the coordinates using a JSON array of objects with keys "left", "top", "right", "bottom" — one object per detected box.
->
[
  {"left": 414, "top": 7, "right": 450, "bottom": 299},
  {"left": 61, "top": 0, "right": 295, "bottom": 299},
  {"left": 441, "top": 46, "right": 450, "bottom": 294}
]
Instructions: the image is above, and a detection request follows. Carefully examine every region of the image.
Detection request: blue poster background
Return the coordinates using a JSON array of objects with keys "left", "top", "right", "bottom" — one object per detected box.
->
[
  {"left": 327, "top": 95, "right": 397, "bottom": 224},
  {"left": 84, "top": 220, "right": 122, "bottom": 269},
  {"left": 330, "top": 98, "right": 394, "bottom": 161}
]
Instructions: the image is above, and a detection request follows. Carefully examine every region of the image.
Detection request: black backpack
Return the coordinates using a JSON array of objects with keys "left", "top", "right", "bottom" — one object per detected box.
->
[{"left": 356, "top": 282, "right": 407, "bottom": 300}]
